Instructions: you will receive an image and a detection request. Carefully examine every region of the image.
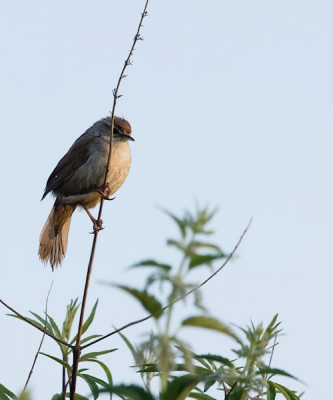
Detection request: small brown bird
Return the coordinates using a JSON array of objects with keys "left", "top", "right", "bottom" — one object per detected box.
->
[{"left": 39, "top": 116, "right": 134, "bottom": 270}]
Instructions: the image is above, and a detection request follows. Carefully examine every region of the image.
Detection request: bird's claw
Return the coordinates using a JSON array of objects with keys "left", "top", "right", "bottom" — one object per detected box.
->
[
  {"left": 94, "top": 183, "right": 114, "bottom": 200},
  {"left": 90, "top": 219, "right": 104, "bottom": 234}
]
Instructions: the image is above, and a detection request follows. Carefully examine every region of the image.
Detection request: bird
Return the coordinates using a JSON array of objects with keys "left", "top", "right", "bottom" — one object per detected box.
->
[{"left": 39, "top": 116, "right": 134, "bottom": 270}]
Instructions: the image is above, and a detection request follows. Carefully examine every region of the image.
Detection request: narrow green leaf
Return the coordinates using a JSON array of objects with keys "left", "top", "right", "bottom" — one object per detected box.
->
[
  {"left": 51, "top": 395, "right": 61, "bottom": 400},
  {"left": 79, "top": 348, "right": 117, "bottom": 362},
  {"left": 182, "top": 316, "right": 239, "bottom": 341},
  {"left": 100, "top": 384, "right": 155, "bottom": 400},
  {"left": 267, "top": 382, "right": 276, "bottom": 400},
  {"left": 47, "top": 315, "right": 62, "bottom": 338},
  {"left": 265, "top": 314, "right": 279, "bottom": 332},
  {"left": 139, "top": 363, "right": 209, "bottom": 375},
  {"left": 80, "top": 334, "right": 103, "bottom": 345},
  {"left": 78, "top": 368, "right": 89, "bottom": 373},
  {"left": 159, "top": 207, "right": 187, "bottom": 239},
  {"left": 271, "top": 382, "right": 300, "bottom": 400},
  {"left": 29, "top": 311, "right": 54, "bottom": 334},
  {"left": 70, "top": 300, "right": 99, "bottom": 344},
  {"left": 166, "top": 239, "right": 185, "bottom": 252},
  {"left": 257, "top": 367, "right": 297, "bottom": 381},
  {"left": 189, "top": 241, "right": 224, "bottom": 253},
  {"left": 89, "top": 359, "right": 113, "bottom": 386},
  {"left": 188, "top": 253, "right": 226, "bottom": 269},
  {"left": 82, "top": 300, "right": 98, "bottom": 335},
  {"left": 0, "top": 384, "right": 17, "bottom": 399},
  {"left": 66, "top": 393, "right": 89, "bottom": 400},
  {"left": 203, "top": 379, "right": 216, "bottom": 392},
  {"left": 195, "top": 354, "right": 233, "bottom": 368},
  {"left": 8, "top": 314, "right": 45, "bottom": 331},
  {"left": 40, "top": 352, "right": 72, "bottom": 371},
  {"left": 161, "top": 374, "right": 203, "bottom": 400},
  {"left": 131, "top": 259, "right": 172, "bottom": 271},
  {"left": 114, "top": 327, "right": 138, "bottom": 361},
  {"left": 189, "top": 392, "right": 216, "bottom": 400},
  {"left": 79, "top": 374, "right": 99, "bottom": 400},
  {"left": 115, "top": 285, "right": 163, "bottom": 319},
  {"left": 228, "top": 386, "right": 248, "bottom": 400}
]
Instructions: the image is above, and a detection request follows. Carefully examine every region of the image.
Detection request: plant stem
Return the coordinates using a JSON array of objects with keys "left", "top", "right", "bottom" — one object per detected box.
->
[{"left": 70, "top": 230, "right": 100, "bottom": 399}]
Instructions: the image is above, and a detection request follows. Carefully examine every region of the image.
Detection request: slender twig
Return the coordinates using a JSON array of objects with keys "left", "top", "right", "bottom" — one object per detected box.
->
[
  {"left": 69, "top": 3, "right": 149, "bottom": 399},
  {"left": 82, "top": 218, "right": 252, "bottom": 349},
  {"left": 105, "top": 1, "right": 149, "bottom": 187},
  {"left": 268, "top": 335, "right": 277, "bottom": 368},
  {"left": 23, "top": 282, "right": 53, "bottom": 391},
  {"left": 0, "top": 298, "right": 70, "bottom": 348},
  {"left": 225, "top": 381, "right": 238, "bottom": 400},
  {"left": 222, "top": 382, "right": 228, "bottom": 399},
  {"left": 62, "top": 367, "right": 66, "bottom": 400}
]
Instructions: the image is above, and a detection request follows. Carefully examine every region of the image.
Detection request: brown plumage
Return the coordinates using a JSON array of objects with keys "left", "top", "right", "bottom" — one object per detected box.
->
[{"left": 39, "top": 116, "right": 134, "bottom": 270}]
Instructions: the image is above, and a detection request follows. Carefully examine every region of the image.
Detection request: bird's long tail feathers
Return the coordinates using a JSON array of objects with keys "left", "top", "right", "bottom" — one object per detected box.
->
[{"left": 39, "top": 203, "right": 76, "bottom": 270}]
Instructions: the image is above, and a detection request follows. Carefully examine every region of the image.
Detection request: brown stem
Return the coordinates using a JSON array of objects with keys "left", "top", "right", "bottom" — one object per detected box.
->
[
  {"left": 69, "top": 2, "right": 149, "bottom": 398},
  {"left": 70, "top": 233, "right": 99, "bottom": 399},
  {"left": 23, "top": 283, "right": 53, "bottom": 391}
]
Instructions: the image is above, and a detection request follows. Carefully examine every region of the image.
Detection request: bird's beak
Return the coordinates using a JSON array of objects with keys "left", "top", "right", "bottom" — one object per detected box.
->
[{"left": 124, "top": 134, "right": 135, "bottom": 141}]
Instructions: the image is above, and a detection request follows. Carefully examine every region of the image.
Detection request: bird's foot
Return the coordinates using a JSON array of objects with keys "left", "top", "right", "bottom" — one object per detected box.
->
[
  {"left": 90, "top": 219, "right": 104, "bottom": 234},
  {"left": 94, "top": 183, "right": 115, "bottom": 200}
]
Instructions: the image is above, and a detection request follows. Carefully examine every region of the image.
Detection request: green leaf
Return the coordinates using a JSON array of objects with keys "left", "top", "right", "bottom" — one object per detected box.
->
[
  {"left": 203, "top": 378, "right": 216, "bottom": 392},
  {"left": 114, "top": 327, "right": 138, "bottom": 361},
  {"left": 182, "top": 316, "right": 239, "bottom": 341},
  {"left": 100, "top": 384, "right": 155, "bottom": 400},
  {"left": 79, "top": 349, "right": 117, "bottom": 362},
  {"left": 115, "top": 285, "right": 164, "bottom": 319},
  {"left": 257, "top": 367, "right": 298, "bottom": 380},
  {"left": 29, "top": 311, "right": 54, "bottom": 334},
  {"left": 70, "top": 300, "right": 98, "bottom": 345},
  {"left": 267, "top": 382, "right": 276, "bottom": 400},
  {"left": 79, "top": 374, "right": 99, "bottom": 400},
  {"left": 62, "top": 298, "right": 80, "bottom": 342},
  {"left": 80, "top": 334, "right": 103, "bottom": 345},
  {"left": 167, "top": 239, "right": 185, "bottom": 252},
  {"left": 161, "top": 374, "right": 203, "bottom": 400},
  {"left": 89, "top": 359, "right": 113, "bottom": 386},
  {"left": 189, "top": 393, "right": 216, "bottom": 400},
  {"left": 131, "top": 259, "right": 172, "bottom": 271},
  {"left": 139, "top": 363, "right": 209, "bottom": 375},
  {"left": 47, "top": 314, "right": 62, "bottom": 338},
  {"left": 228, "top": 386, "right": 248, "bottom": 400},
  {"left": 270, "top": 382, "right": 300, "bottom": 400},
  {"left": 47, "top": 315, "right": 67, "bottom": 355},
  {"left": 67, "top": 393, "right": 89, "bottom": 400},
  {"left": 188, "top": 253, "right": 226, "bottom": 269},
  {"left": 40, "top": 352, "right": 72, "bottom": 371},
  {"left": 8, "top": 314, "right": 45, "bottom": 331},
  {"left": 0, "top": 384, "right": 17, "bottom": 399},
  {"left": 189, "top": 241, "right": 224, "bottom": 253},
  {"left": 51, "top": 395, "right": 62, "bottom": 400},
  {"left": 195, "top": 354, "right": 234, "bottom": 368},
  {"left": 265, "top": 314, "right": 279, "bottom": 332},
  {"left": 159, "top": 207, "right": 187, "bottom": 239}
]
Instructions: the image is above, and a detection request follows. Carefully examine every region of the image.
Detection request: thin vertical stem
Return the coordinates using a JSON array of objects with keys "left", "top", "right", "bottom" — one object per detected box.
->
[{"left": 69, "top": 2, "right": 149, "bottom": 398}]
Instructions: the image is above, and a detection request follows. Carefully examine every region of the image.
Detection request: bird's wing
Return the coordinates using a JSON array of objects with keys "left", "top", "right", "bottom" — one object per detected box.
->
[{"left": 41, "top": 135, "right": 96, "bottom": 200}]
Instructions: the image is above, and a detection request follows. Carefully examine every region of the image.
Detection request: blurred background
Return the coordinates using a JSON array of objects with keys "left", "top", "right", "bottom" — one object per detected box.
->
[{"left": 0, "top": 1, "right": 332, "bottom": 398}]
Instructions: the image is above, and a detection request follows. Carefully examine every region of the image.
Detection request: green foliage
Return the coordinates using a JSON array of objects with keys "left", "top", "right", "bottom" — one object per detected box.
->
[
  {"left": 7, "top": 299, "right": 113, "bottom": 399},
  {"left": 2, "top": 206, "right": 303, "bottom": 399}
]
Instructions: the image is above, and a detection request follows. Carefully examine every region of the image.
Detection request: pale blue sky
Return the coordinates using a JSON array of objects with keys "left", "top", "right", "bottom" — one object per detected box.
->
[{"left": 0, "top": 1, "right": 332, "bottom": 399}]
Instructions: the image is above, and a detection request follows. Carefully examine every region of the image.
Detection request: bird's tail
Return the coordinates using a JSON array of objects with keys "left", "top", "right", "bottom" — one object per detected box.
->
[{"left": 39, "top": 202, "right": 76, "bottom": 270}]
